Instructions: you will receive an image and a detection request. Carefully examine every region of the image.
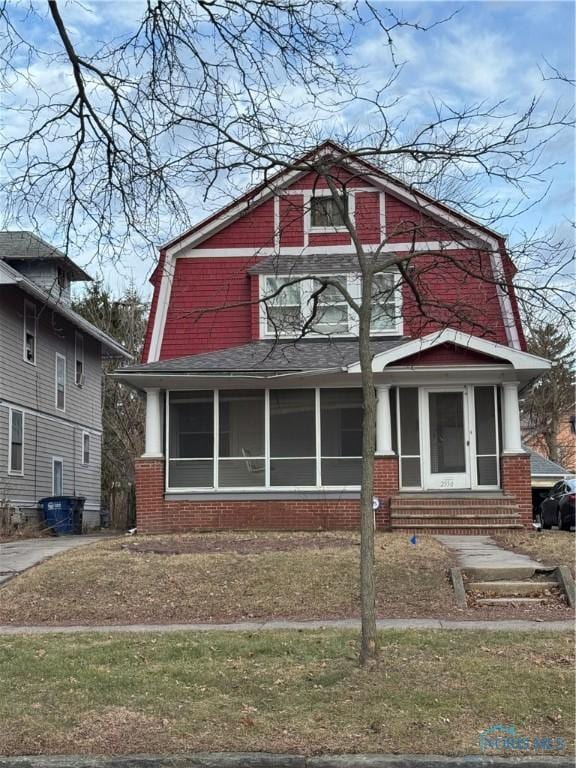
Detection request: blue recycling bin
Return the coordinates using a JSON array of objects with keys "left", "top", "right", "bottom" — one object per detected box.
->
[{"left": 39, "top": 496, "right": 85, "bottom": 535}]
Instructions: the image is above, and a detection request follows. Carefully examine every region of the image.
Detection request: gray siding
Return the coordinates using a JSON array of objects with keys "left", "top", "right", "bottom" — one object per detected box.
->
[{"left": 0, "top": 285, "right": 103, "bottom": 526}]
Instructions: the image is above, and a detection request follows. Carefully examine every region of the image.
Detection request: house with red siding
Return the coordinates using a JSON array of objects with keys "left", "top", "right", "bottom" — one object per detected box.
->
[{"left": 115, "top": 142, "right": 551, "bottom": 533}]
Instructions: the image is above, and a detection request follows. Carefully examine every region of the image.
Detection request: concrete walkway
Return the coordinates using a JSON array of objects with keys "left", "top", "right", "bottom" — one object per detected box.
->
[
  {"left": 0, "top": 535, "right": 105, "bottom": 585},
  {"left": 0, "top": 617, "right": 573, "bottom": 635},
  {"left": 436, "top": 535, "right": 542, "bottom": 571}
]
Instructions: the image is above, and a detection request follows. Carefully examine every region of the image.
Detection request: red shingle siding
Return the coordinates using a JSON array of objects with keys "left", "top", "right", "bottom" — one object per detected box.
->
[
  {"left": 355, "top": 192, "right": 381, "bottom": 244},
  {"left": 386, "top": 195, "right": 455, "bottom": 242},
  {"left": 199, "top": 199, "right": 276, "bottom": 249},
  {"left": 389, "top": 343, "right": 506, "bottom": 367},
  {"left": 279, "top": 195, "right": 304, "bottom": 247},
  {"left": 402, "top": 250, "right": 508, "bottom": 344},
  {"left": 159, "top": 257, "right": 254, "bottom": 359},
  {"left": 134, "top": 455, "right": 400, "bottom": 533}
]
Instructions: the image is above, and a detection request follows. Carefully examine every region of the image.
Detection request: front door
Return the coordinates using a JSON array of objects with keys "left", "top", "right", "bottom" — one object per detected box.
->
[{"left": 423, "top": 389, "right": 470, "bottom": 490}]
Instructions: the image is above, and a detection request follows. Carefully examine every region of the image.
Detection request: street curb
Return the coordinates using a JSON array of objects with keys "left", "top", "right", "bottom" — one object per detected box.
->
[
  {"left": 0, "top": 618, "right": 573, "bottom": 636},
  {"left": 0, "top": 754, "right": 573, "bottom": 768}
]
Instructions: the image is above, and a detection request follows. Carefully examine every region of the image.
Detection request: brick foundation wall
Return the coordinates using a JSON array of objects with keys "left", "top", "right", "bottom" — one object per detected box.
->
[
  {"left": 135, "top": 455, "right": 400, "bottom": 533},
  {"left": 500, "top": 452, "right": 533, "bottom": 529}
]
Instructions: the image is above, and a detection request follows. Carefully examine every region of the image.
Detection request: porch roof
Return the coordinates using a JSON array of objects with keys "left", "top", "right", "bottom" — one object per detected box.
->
[{"left": 116, "top": 337, "right": 407, "bottom": 376}]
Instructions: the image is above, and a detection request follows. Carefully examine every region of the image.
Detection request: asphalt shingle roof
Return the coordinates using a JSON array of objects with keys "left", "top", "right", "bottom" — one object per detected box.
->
[
  {"left": 525, "top": 446, "right": 571, "bottom": 477},
  {"left": 0, "top": 231, "right": 91, "bottom": 281},
  {"left": 121, "top": 338, "right": 407, "bottom": 374},
  {"left": 247, "top": 253, "right": 394, "bottom": 275}
]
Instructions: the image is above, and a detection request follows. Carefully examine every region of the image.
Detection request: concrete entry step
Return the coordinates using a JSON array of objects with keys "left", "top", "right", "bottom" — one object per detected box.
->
[
  {"left": 468, "top": 580, "right": 559, "bottom": 595},
  {"left": 476, "top": 597, "right": 549, "bottom": 606}
]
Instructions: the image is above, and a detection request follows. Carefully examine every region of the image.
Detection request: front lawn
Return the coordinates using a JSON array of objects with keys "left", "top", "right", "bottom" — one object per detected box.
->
[
  {"left": 0, "top": 532, "right": 456, "bottom": 625},
  {"left": 493, "top": 531, "right": 575, "bottom": 575},
  {"left": 0, "top": 630, "right": 572, "bottom": 756}
]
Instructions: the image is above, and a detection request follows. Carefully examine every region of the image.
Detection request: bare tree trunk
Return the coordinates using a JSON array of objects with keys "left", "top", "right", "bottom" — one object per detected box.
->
[{"left": 358, "top": 276, "right": 378, "bottom": 664}]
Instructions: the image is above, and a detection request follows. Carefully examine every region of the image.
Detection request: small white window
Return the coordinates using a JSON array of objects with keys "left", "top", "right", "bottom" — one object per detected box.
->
[
  {"left": 23, "top": 301, "right": 36, "bottom": 364},
  {"left": 75, "top": 333, "right": 84, "bottom": 386},
  {"left": 310, "top": 194, "right": 348, "bottom": 228},
  {"left": 82, "top": 432, "right": 90, "bottom": 465},
  {"left": 52, "top": 458, "right": 63, "bottom": 496},
  {"left": 8, "top": 409, "right": 24, "bottom": 475},
  {"left": 55, "top": 353, "right": 66, "bottom": 411}
]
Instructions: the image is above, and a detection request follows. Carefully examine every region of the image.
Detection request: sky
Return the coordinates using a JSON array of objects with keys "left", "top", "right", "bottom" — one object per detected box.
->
[{"left": 1, "top": 0, "right": 574, "bottom": 298}]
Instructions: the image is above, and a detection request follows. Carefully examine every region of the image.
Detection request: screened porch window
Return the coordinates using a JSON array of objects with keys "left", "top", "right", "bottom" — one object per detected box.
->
[
  {"left": 398, "top": 388, "right": 421, "bottom": 488},
  {"left": 167, "top": 389, "right": 363, "bottom": 490},
  {"left": 474, "top": 386, "right": 499, "bottom": 486}
]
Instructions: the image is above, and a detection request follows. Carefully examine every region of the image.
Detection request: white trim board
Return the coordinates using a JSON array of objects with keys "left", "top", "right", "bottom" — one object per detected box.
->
[{"left": 347, "top": 328, "right": 551, "bottom": 373}]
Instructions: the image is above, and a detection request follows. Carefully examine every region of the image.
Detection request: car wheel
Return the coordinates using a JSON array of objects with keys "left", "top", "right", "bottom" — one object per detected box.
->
[
  {"left": 559, "top": 512, "right": 571, "bottom": 531},
  {"left": 541, "top": 513, "right": 552, "bottom": 530}
]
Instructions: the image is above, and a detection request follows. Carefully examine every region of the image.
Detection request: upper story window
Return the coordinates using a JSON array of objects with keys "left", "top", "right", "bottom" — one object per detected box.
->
[
  {"left": 8, "top": 408, "right": 24, "bottom": 475},
  {"left": 23, "top": 301, "right": 36, "bottom": 364},
  {"left": 262, "top": 272, "right": 401, "bottom": 338},
  {"left": 75, "top": 333, "right": 85, "bottom": 386},
  {"left": 310, "top": 194, "right": 348, "bottom": 229},
  {"left": 55, "top": 353, "right": 66, "bottom": 411}
]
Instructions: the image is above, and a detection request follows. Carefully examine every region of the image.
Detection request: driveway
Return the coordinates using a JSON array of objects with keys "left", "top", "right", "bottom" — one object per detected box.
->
[{"left": 0, "top": 535, "right": 105, "bottom": 585}]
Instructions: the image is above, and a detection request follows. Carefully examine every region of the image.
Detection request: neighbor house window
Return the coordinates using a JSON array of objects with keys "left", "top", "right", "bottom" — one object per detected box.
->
[
  {"left": 310, "top": 194, "right": 348, "bottom": 228},
  {"left": 167, "top": 388, "right": 363, "bottom": 490},
  {"left": 82, "top": 432, "right": 90, "bottom": 465},
  {"left": 75, "top": 333, "right": 84, "bottom": 386},
  {"left": 8, "top": 409, "right": 24, "bottom": 475},
  {"left": 55, "top": 353, "right": 66, "bottom": 411},
  {"left": 23, "top": 301, "right": 36, "bottom": 364},
  {"left": 52, "top": 458, "right": 63, "bottom": 496}
]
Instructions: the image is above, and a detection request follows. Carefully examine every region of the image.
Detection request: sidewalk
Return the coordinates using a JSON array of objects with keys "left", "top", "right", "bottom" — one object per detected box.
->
[
  {"left": 0, "top": 535, "right": 107, "bottom": 585},
  {"left": 0, "top": 617, "right": 573, "bottom": 635}
]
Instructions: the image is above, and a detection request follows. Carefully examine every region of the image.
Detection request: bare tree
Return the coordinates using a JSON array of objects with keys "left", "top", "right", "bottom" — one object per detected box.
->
[{"left": 1, "top": 1, "right": 574, "bottom": 662}]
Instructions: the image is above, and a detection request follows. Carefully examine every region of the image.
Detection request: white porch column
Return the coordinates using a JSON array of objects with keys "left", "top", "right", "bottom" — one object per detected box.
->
[
  {"left": 143, "top": 388, "right": 163, "bottom": 457},
  {"left": 501, "top": 381, "right": 524, "bottom": 454},
  {"left": 376, "top": 385, "right": 395, "bottom": 455}
]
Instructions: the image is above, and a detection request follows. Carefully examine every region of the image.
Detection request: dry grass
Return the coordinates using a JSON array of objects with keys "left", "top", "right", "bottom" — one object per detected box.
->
[
  {"left": 0, "top": 532, "right": 455, "bottom": 625},
  {"left": 0, "top": 629, "right": 572, "bottom": 757},
  {"left": 493, "top": 531, "right": 575, "bottom": 575}
]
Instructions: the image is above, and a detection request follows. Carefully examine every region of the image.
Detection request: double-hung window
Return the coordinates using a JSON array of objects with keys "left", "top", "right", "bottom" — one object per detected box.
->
[
  {"left": 55, "top": 354, "right": 66, "bottom": 411},
  {"left": 310, "top": 277, "right": 349, "bottom": 335},
  {"left": 8, "top": 409, "right": 24, "bottom": 475},
  {"left": 75, "top": 333, "right": 84, "bottom": 386},
  {"left": 265, "top": 278, "right": 302, "bottom": 335},
  {"left": 372, "top": 272, "right": 397, "bottom": 332},
  {"left": 23, "top": 301, "right": 36, "bottom": 364}
]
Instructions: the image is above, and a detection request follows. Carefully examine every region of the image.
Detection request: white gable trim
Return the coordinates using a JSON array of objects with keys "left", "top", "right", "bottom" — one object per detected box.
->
[{"left": 346, "top": 328, "right": 550, "bottom": 373}]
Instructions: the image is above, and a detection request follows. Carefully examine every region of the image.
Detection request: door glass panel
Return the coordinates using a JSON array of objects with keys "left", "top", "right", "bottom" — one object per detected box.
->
[{"left": 428, "top": 392, "right": 466, "bottom": 473}]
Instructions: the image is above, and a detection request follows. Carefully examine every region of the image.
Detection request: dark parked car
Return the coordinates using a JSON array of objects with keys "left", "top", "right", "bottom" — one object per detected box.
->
[{"left": 538, "top": 478, "right": 576, "bottom": 531}]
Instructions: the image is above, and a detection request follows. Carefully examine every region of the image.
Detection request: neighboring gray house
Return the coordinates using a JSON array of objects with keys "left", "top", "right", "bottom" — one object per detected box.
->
[{"left": 0, "top": 232, "right": 130, "bottom": 528}]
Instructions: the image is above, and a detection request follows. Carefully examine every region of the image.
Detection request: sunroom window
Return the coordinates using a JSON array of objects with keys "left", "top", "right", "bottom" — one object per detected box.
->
[{"left": 167, "top": 389, "right": 363, "bottom": 490}]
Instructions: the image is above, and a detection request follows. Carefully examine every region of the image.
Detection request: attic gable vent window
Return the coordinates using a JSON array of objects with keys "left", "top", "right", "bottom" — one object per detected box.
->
[{"left": 310, "top": 194, "right": 348, "bottom": 228}]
